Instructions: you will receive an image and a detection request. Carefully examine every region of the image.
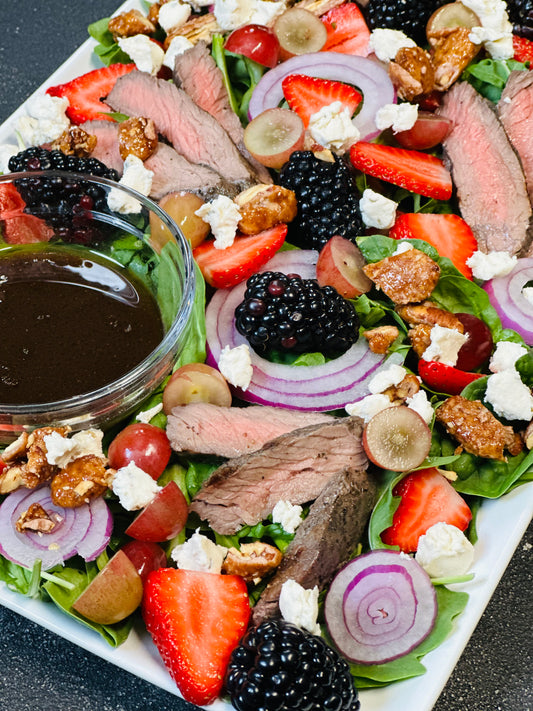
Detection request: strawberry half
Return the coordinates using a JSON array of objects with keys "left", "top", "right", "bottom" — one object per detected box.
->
[
  {"left": 349, "top": 142, "right": 453, "bottom": 200},
  {"left": 46, "top": 63, "right": 136, "bottom": 124},
  {"left": 321, "top": 2, "right": 371, "bottom": 55},
  {"left": 0, "top": 183, "right": 26, "bottom": 218},
  {"left": 193, "top": 223, "right": 287, "bottom": 289},
  {"left": 2, "top": 214, "right": 54, "bottom": 244},
  {"left": 143, "top": 568, "right": 250, "bottom": 706},
  {"left": 389, "top": 212, "right": 477, "bottom": 279},
  {"left": 512, "top": 35, "right": 533, "bottom": 64},
  {"left": 381, "top": 467, "right": 472, "bottom": 553},
  {"left": 282, "top": 74, "right": 362, "bottom": 128}
]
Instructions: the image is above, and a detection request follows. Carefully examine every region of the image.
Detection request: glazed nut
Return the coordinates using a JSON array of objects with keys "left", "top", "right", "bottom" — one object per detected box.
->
[
  {"left": 50, "top": 127, "right": 97, "bottom": 158},
  {"left": 50, "top": 454, "right": 110, "bottom": 508},
  {"left": 235, "top": 185, "right": 297, "bottom": 235},
  {"left": 363, "top": 325, "right": 399, "bottom": 355},
  {"left": 0, "top": 465, "right": 24, "bottom": 494},
  {"left": 2, "top": 432, "right": 29, "bottom": 463},
  {"left": 108, "top": 9, "right": 156, "bottom": 39},
  {"left": 430, "top": 27, "right": 481, "bottom": 92},
  {"left": 118, "top": 117, "right": 158, "bottom": 161},
  {"left": 16, "top": 503, "right": 59, "bottom": 534},
  {"left": 221, "top": 541, "right": 283, "bottom": 582},
  {"left": 524, "top": 421, "right": 533, "bottom": 449},
  {"left": 388, "top": 46, "right": 435, "bottom": 101}
]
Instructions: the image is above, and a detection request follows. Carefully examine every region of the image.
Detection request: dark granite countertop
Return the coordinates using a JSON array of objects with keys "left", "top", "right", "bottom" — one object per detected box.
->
[{"left": 0, "top": 2, "right": 532, "bottom": 710}]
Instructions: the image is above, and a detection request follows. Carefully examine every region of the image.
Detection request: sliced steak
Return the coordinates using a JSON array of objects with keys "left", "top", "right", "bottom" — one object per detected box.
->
[
  {"left": 166, "top": 403, "right": 334, "bottom": 458},
  {"left": 190, "top": 416, "right": 367, "bottom": 534},
  {"left": 173, "top": 42, "right": 272, "bottom": 185},
  {"left": 498, "top": 70, "right": 533, "bottom": 205},
  {"left": 251, "top": 466, "right": 376, "bottom": 625},
  {"left": 80, "top": 120, "right": 123, "bottom": 174},
  {"left": 437, "top": 81, "right": 533, "bottom": 255},
  {"left": 106, "top": 71, "right": 257, "bottom": 185}
]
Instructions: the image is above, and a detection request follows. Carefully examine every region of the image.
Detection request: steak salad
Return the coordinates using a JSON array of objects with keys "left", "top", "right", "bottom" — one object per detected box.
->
[{"left": 0, "top": 0, "right": 533, "bottom": 709}]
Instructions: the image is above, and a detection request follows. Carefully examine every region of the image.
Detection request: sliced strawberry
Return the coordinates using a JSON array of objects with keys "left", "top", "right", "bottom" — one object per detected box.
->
[
  {"left": 2, "top": 214, "right": 54, "bottom": 244},
  {"left": 46, "top": 63, "right": 136, "bottom": 124},
  {"left": 193, "top": 223, "right": 287, "bottom": 289},
  {"left": 143, "top": 568, "right": 250, "bottom": 706},
  {"left": 512, "top": 35, "right": 533, "bottom": 64},
  {"left": 389, "top": 212, "right": 477, "bottom": 279},
  {"left": 321, "top": 2, "right": 370, "bottom": 55},
  {"left": 349, "top": 142, "right": 453, "bottom": 201},
  {"left": 282, "top": 74, "right": 362, "bottom": 128},
  {"left": 381, "top": 467, "right": 472, "bottom": 553},
  {"left": 0, "top": 183, "right": 26, "bottom": 218},
  {"left": 418, "top": 359, "right": 484, "bottom": 395}
]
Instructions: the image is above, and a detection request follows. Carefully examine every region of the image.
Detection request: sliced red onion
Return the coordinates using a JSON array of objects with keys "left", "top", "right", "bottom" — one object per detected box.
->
[
  {"left": 484, "top": 258, "right": 533, "bottom": 345},
  {"left": 248, "top": 53, "right": 396, "bottom": 141},
  {"left": 205, "top": 250, "right": 386, "bottom": 411},
  {"left": 325, "top": 550, "right": 437, "bottom": 665},
  {"left": 0, "top": 485, "right": 112, "bottom": 570}
]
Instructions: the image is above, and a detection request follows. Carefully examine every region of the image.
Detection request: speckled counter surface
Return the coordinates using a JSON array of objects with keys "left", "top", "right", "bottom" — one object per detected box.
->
[{"left": 1, "top": 3, "right": 532, "bottom": 710}]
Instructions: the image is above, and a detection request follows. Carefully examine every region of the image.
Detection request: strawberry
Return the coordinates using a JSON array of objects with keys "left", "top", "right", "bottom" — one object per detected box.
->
[
  {"left": 46, "top": 63, "right": 136, "bottom": 124},
  {"left": 389, "top": 212, "right": 478, "bottom": 279},
  {"left": 142, "top": 568, "right": 250, "bottom": 706},
  {"left": 0, "top": 183, "right": 26, "bottom": 218},
  {"left": 321, "top": 2, "right": 371, "bottom": 55},
  {"left": 193, "top": 223, "right": 287, "bottom": 289},
  {"left": 2, "top": 214, "right": 54, "bottom": 244},
  {"left": 282, "top": 74, "right": 362, "bottom": 128},
  {"left": 418, "top": 359, "right": 484, "bottom": 396},
  {"left": 381, "top": 467, "right": 472, "bottom": 553},
  {"left": 349, "top": 142, "right": 453, "bottom": 201},
  {"left": 512, "top": 35, "right": 533, "bottom": 64}
]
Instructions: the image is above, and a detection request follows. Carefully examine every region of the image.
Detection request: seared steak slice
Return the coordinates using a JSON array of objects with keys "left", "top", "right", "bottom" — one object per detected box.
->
[
  {"left": 166, "top": 403, "right": 334, "bottom": 458},
  {"left": 251, "top": 466, "right": 376, "bottom": 625},
  {"left": 190, "top": 416, "right": 367, "bottom": 534},
  {"left": 106, "top": 71, "right": 257, "bottom": 185},
  {"left": 498, "top": 71, "right": 533, "bottom": 206},
  {"left": 173, "top": 42, "right": 272, "bottom": 185},
  {"left": 438, "top": 81, "right": 533, "bottom": 255},
  {"left": 80, "top": 120, "right": 123, "bottom": 174}
]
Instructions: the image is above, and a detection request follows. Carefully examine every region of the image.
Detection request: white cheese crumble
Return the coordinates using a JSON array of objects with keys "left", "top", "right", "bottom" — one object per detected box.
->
[
  {"left": 158, "top": 0, "right": 191, "bottom": 33},
  {"left": 272, "top": 500, "right": 303, "bottom": 534},
  {"left": 406, "top": 390, "right": 435, "bottom": 425},
  {"left": 359, "top": 188, "right": 398, "bottom": 230},
  {"left": 368, "top": 28, "right": 416, "bottom": 63},
  {"left": 463, "top": 0, "right": 513, "bottom": 58},
  {"left": 0, "top": 144, "right": 19, "bottom": 174},
  {"left": 345, "top": 393, "right": 392, "bottom": 423},
  {"left": 307, "top": 101, "right": 360, "bottom": 155},
  {"left": 485, "top": 369, "right": 533, "bottom": 421},
  {"left": 117, "top": 34, "right": 165, "bottom": 76},
  {"left": 171, "top": 529, "right": 228, "bottom": 574},
  {"left": 44, "top": 428, "right": 105, "bottom": 468},
  {"left": 163, "top": 35, "right": 194, "bottom": 70},
  {"left": 489, "top": 341, "right": 528, "bottom": 374},
  {"left": 107, "top": 154, "right": 154, "bottom": 214},
  {"left": 136, "top": 402, "right": 164, "bottom": 424},
  {"left": 111, "top": 461, "right": 161, "bottom": 510},
  {"left": 393, "top": 241, "right": 414, "bottom": 255},
  {"left": 465, "top": 250, "right": 517, "bottom": 281},
  {"left": 415, "top": 522, "right": 475, "bottom": 579},
  {"left": 195, "top": 194, "right": 241, "bottom": 249},
  {"left": 214, "top": 0, "right": 286, "bottom": 30},
  {"left": 16, "top": 94, "right": 70, "bottom": 146},
  {"left": 249, "top": 0, "right": 286, "bottom": 26},
  {"left": 375, "top": 102, "right": 418, "bottom": 134},
  {"left": 421, "top": 325, "right": 468, "bottom": 367},
  {"left": 368, "top": 363, "right": 407, "bottom": 394},
  {"left": 279, "top": 579, "right": 321, "bottom": 635},
  {"left": 218, "top": 344, "right": 253, "bottom": 390}
]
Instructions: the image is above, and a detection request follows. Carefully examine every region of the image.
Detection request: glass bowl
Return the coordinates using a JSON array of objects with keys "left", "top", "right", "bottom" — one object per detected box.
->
[{"left": 0, "top": 170, "right": 195, "bottom": 443}]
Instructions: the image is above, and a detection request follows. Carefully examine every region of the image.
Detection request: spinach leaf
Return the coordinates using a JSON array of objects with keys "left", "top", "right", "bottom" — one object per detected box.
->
[
  {"left": 461, "top": 58, "right": 529, "bottom": 102},
  {"left": 515, "top": 350, "right": 533, "bottom": 388},
  {"left": 88, "top": 18, "right": 133, "bottom": 66}
]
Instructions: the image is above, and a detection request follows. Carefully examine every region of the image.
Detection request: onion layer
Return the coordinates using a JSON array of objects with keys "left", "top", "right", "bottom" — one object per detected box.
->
[
  {"left": 205, "top": 250, "right": 386, "bottom": 411},
  {"left": 248, "top": 52, "right": 396, "bottom": 141},
  {"left": 325, "top": 550, "right": 437, "bottom": 665},
  {"left": 484, "top": 258, "right": 533, "bottom": 345},
  {"left": 0, "top": 485, "right": 112, "bottom": 570}
]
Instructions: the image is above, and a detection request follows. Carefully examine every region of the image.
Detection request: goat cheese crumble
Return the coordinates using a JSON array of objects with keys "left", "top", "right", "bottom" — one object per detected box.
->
[
  {"left": 308, "top": 102, "right": 360, "bottom": 155},
  {"left": 359, "top": 188, "right": 398, "bottom": 230},
  {"left": 375, "top": 103, "right": 418, "bottom": 133},
  {"left": 44, "top": 429, "right": 105, "bottom": 468},
  {"left": 16, "top": 94, "right": 70, "bottom": 146},
  {"left": 279, "top": 579, "right": 321, "bottom": 635},
  {"left": 171, "top": 529, "right": 228, "bottom": 574},
  {"left": 485, "top": 369, "right": 533, "bottom": 421},
  {"left": 163, "top": 35, "right": 194, "bottom": 69},
  {"left": 415, "top": 522, "right": 475, "bottom": 579},
  {"left": 107, "top": 154, "right": 154, "bottom": 214},
  {"left": 214, "top": 0, "right": 285, "bottom": 30},
  {"left": 272, "top": 500, "right": 303, "bottom": 534},
  {"left": 421, "top": 325, "right": 468, "bottom": 367},
  {"left": 489, "top": 341, "right": 528, "bottom": 374},
  {"left": 136, "top": 402, "right": 164, "bottom": 424},
  {"left": 157, "top": 0, "right": 191, "bottom": 33},
  {"left": 111, "top": 462, "right": 161, "bottom": 510},
  {"left": 406, "top": 390, "right": 434, "bottom": 425},
  {"left": 218, "top": 344, "right": 253, "bottom": 390},
  {"left": 368, "top": 363, "right": 407, "bottom": 394},
  {"left": 117, "top": 34, "right": 165, "bottom": 75},
  {"left": 368, "top": 28, "right": 416, "bottom": 62},
  {"left": 195, "top": 194, "right": 241, "bottom": 249},
  {"left": 466, "top": 250, "right": 517, "bottom": 280},
  {"left": 345, "top": 393, "right": 392, "bottom": 423},
  {"left": 463, "top": 0, "right": 513, "bottom": 58}
]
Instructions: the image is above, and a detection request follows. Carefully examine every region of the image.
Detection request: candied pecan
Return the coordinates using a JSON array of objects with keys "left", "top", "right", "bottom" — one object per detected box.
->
[
  {"left": 50, "top": 455, "right": 111, "bottom": 508},
  {"left": 147, "top": 3, "right": 161, "bottom": 25},
  {"left": 2, "top": 432, "right": 29, "bottom": 463},
  {"left": 235, "top": 184, "right": 297, "bottom": 235},
  {"left": 397, "top": 302, "right": 464, "bottom": 332},
  {"left": 363, "top": 248, "right": 440, "bottom": 305},
  {"left": 436, "top": 396, "right": 521, "bottom": 461},
  {"left": 118, "top": 117, "right": 158, "bottom": 161},
  {"left": 389, "top": 46, "right": 435, "bottom": 101},
  {"left": 363, "top": 325, "right": 400, "bottom": 354},
  {"left": 221, "top": 541, "right": 282, "bottom": 582},
  {"left": 16, "top": 503, "right": 59, "bottom": 534},
  {"left": 524, "top": 420, "right": 533, "bottom": 449},
  {"left": 23, "top": 427, "right": 68, "bottom": 488},
  {"left": 0, "top": 465, "right": 25, "bottom": 494},
  {"left": 430, "top": 27, "right": 481, "bottom": 91},
  {"left": 108, "top": 9, "right": 156, "bottom": 39},
  {"left": 385, "top": 373, "right": 421, "bottom": 402},
  {"left": 50, "top": 127, "right": 97, "bottom": 157},
  {"left": 408, "top": 323, "right": 433, "bottom": 358}
]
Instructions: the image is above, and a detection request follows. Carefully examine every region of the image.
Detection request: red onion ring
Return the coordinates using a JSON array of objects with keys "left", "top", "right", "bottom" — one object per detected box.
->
[
  {"left": 325, "top": 549, "right": 437, "bottom": 664},
  {"left": 0, "top": 485, "right": 112, "bottom": 570},
  {"left": 248, "top": 53, "right": 396, "bottom": 141},
  {"left": 205, "top": 250, "right": 387, "bottom": 411},
  {"left": 484, "top": 258, "right": 533, "bottom": 345}
]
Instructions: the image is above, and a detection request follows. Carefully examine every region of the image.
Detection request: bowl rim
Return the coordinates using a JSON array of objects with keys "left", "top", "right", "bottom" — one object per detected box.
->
[{"left": 0, "top": 170, "right": 196, "bottom": 416}]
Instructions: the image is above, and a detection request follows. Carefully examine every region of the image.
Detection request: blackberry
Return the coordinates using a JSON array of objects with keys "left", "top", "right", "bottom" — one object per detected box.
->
[
  {"left": 364, "top": 0, "right": 446, "bottom": 45},
  {"left": 8, "top": 147, "right": 119, "bottom": 243},
  {"left": 278, "top": 151, "right": 363, "bottom": 252},
  {"left": 225, "top": 619, "right": 361, "bottom": 711},
  {"left": 235, "top": 271, "right": 359, "bottom": 358},
  {"left": 506, "top": 0, "right": 533, "bottom": 38}
]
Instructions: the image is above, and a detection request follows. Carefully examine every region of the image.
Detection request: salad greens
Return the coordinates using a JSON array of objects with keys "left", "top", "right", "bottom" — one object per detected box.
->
[{"left": 462, "top": 57, "right": 530, "bottom": 102}]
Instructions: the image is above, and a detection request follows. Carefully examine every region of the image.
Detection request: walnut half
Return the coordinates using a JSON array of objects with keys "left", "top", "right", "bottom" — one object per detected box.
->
[
  {"left": 235, "top": 185, "right": 297, "bottom": 235},
  {"left": 222, "top": 541, "right": 282, "bottom": 583}
]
